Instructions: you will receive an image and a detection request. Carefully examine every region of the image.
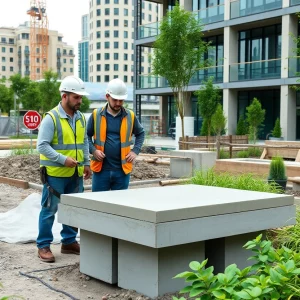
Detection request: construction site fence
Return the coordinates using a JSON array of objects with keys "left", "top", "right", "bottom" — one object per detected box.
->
[{"left": 0, "top": 116, "right": 30, "bottom": 137}]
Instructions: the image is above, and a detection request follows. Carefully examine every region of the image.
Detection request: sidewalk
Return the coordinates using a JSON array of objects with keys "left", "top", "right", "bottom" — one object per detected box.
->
[{"left": 146, "top": 136, "right": 177, "bottom": 150}]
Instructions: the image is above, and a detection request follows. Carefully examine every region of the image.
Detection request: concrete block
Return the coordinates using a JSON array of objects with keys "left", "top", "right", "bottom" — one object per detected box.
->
[
  {"left": 118, "top": 239, "right": 205, "bottom": 298},
  {"left": 80, "top": 230, "right": 118, "bottom": 284},
  {"left": 292, "top": 182, "right": 300, "bottom": 191},
  {"left": 170, "top": 150, "right": 217, "bottom": 178}
]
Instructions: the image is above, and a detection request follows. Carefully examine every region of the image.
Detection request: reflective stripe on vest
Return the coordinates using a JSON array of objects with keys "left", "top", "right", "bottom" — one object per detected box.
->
[
  {"left": 40, "top": 106, "right": 85, "bottom": 177},
  {"left": 90, "top": 107, "right": 134, "bottom": 174}
]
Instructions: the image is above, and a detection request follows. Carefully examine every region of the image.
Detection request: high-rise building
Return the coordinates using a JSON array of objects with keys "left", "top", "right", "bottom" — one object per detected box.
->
[
  {"left": 88, "top": 0, "right": 159, "bottom": 84},
  {"left": 134, "top": 0, "right": 300, "bottom": 140},
  {"left": 79, "top": 14, "right": 89, "bottom": 82},
  {"left": 0, "top": 22, "right": 74, "bottom": 81}
]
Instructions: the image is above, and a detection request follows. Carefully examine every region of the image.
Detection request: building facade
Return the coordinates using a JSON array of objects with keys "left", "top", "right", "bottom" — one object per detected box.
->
[
  {"left": 88, "top": 0, "right": 159, "bottom": 84},
  {"left": 0, "top": 22, "right": 74, "bottom": 81},
  {"left": 134, "top": 0, "right": 300, "bottom": 140},
  {"left": 79, "top": 14, "right": 89, "bottom": 82}
]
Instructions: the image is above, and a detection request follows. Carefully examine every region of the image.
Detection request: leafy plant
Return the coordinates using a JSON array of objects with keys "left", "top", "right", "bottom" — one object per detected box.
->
[
  {"left": 10, "top": 145, "right": 37, "bottom": 156},
  {"left": 189, "top": 168, "right": 281, "bottom": 193},
  {"left": 219, "top": 148, "right": 230, "bottom": 159},
  {"left": 0, "top": 282, "right": 24, "bottom": 300},
  {"left": 173, "top": 234, "right": 300, "bottom": 300},
  {"left": 268, "top": 156, "right": 287, "bottom": 181},
  {"left": 236, "top": 115, "right": 248, "bottom": 135},
  {"left": 236, "top": 150, "right": 250, "bottom": 158},
  {"left": 272, "top": 118, "right": 282, "bottom": 138}
]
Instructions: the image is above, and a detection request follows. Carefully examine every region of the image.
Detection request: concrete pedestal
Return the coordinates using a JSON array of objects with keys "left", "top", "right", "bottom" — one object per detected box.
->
[{"left": 118, "top": 240, "right": 204, "bottom": 298}]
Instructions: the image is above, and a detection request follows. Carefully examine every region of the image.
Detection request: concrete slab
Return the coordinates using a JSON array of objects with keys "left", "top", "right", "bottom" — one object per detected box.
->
[{"left": 60, "top": 185, "right": 294, "bottom": 223}]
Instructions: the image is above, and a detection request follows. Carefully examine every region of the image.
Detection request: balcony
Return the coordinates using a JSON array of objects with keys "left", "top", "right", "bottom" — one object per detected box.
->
[
  {"left": 137, "top": 65, "right": 223, "bottom": 89},
  {"left": 24, "top": 50, "right": 30, "bottom": 56},
  {"left": 57, "top": 62, "right": 62, "bottom": 68},
  {"left": 194, "top": 4, "right": 224, "bottom": 25},
  {"left": 288, "top": 57, "right": 300, "bottom": 77},
  {"left": 57, "top": 51, "right": 61, "bottom": 58},
  {"left": 24, "top": 60, "right": 30, "bottom": 66},
  {"left": 291, "top": 0, "right": 300, "bottom": 5},
  {"left": 24, "top": 70, "right": 30, "bottom": 76},
  {"left": 231, "top": 0, "right": 282, "bottom": 19},
  {"left": 18, "top": 50, "right": 21, "bottom": 56},
  {"left": 138, "top": 22, "right": 159, "bottom": 39},
  {"left": 229, "top": 59, "right": 281, "bottom": 81}
]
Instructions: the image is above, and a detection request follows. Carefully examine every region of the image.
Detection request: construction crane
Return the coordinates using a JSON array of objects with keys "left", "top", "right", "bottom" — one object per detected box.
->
[{"left": 27, "top": 0, "right": 49, "bottom": 80}]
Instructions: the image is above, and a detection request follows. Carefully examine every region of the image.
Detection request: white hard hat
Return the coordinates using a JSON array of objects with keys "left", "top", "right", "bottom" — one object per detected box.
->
[
  {"left": 59, "top": 76, "right": 89, "bottom": 96},
  {"left": 106, "top": 78, "right": 128, "bottom": 100}
]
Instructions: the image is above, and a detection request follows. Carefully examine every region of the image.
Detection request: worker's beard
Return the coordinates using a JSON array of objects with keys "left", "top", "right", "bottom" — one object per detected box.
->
[
  {"left": 108, "top": 101, "right": 121, "bottom": 112},
  {"left": 66, "top": 96, "right": 81, "bottom": 112}
]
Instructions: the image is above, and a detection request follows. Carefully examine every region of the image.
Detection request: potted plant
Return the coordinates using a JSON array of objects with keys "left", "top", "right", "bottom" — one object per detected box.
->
[
  {"left": 268, "top": 156, "right": 287, "bottom": 191},
  {"left": 270, "top": 118, "right": 283, "bottom": 140}
]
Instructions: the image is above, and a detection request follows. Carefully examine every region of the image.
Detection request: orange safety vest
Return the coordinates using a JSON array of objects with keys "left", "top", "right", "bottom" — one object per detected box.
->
[{"left": 90, "top": 106, "right": 135, "bottom": 174}]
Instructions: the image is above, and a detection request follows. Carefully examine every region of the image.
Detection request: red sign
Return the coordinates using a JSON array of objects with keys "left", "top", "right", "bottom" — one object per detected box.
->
[{"left": 23, "top": 110, "right": 42, "bottom": 130}]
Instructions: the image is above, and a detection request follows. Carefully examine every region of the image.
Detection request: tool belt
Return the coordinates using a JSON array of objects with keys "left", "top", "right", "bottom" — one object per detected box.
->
[{"left": 40, "top": 166, "right": 61, "bottom": 201}]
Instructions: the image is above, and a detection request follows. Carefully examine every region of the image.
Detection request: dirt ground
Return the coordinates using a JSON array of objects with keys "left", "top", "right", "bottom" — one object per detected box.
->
[{"left": 0, "top": 153, "right": 180, "bottom": 300}]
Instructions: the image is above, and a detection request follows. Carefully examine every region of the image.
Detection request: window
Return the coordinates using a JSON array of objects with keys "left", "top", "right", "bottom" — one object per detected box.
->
[
  {"left": 97, "top": 76, "right": 101, "bottom": 82},
  {"left": 114, "top": 53, "right": 119, "bottom": 60},
  {"left": 105, "top": 8, "right": 110, "bottom": 15},
  {"left": 64, "top": 58, "right": 67, "bottom": 63},
  {"left": 105, "top": 64, "right": 110, "bottom": 71},
  {"left": 70, "top": 59, "right": 73, "bottom": 64},
  {"left": 114, "top": 64, "right": 119, "bottom": 71},
  {"left": 105, "top": 42, "right": 110, "bottom": 48},
  {"left": 9, "top": 48, "right": 13, "bottom": 53},
  {"left": 97, "top": 53, "right": 101, "bottom": 60},
  {"left": 124, "top": 75, "right": 128, "bottom": 82},
  {"left": 114, "top": 8, "right": 119, "bottom": 15},
  {"left": 105, "top": 53, "right": 110, "bottom": 59},
  {"left": 124, "top": 42, "right": 128, "bottom": 49},
  {"left": 10, "top": 57, "right": 13, "bottom": 62},
  {"left": 124, "top": 53, "right": 128, "bottom": 60},
  {"left": 9, "top": 38, "right": 14, "bottom": 44},
  {"left": 2, "top": 66, "right": 5, "bottom": 71},
  {"left": 9, "top": 66, "right": 13, "bottom": 72},
  {"left": 124, "top": 8, "right": 128, "bottom": 16},
  {"left": 58, "top": 36, "right": 62, "bottom": 42},
  {"left": 149, "top": 3, "right": 152, "bottom": 10},
  {"left": 148, "top": 15, "right": 152, "bottom": 22},
  {"left": 124, "top": 20, "right": 128, "bottom": 27},
  {"left": 70, "top": 68, "right": 73, "bottom": 72},
  {"left": 105, "top": 19, "right": 110, "bottom": 26},
  {"left": 97, "top": 20, "right": 101, "bottom": 27},
  {"left": 142, "top": 13, "right": 145, "bottom": 20},
  {"left": 105, "top": 0, "right": 109, "bottom": 3},
  {"left": 114, "top": 31, "right": 119, "bottom": 38},
  {"left": 1, "top": 38, "right": 6, "bottom": 43},
  {"left": 1, "top": 47, "right": 5, "bottom": 53},
  {"left": 124, "top": 0, "right": 128, "bottom": 4},
  {"left": 124, "top": 65, "right": 128, "bottom": 71},
  {"left": 124, "top": 31, "right": 128, "bottom": 38},
  {"left": 114, "top": 42, "right": 119, "bottom": 48},
  {"left": 97, "top": 0, "right": 100, "bottom": 4},
  {"left": 114, "top": 0, "right": 119, "bottom": 3},
  {"left": 1, "top": 57, "right": 5, "bottom": 62},
  {"left": 97, "top": 64, "right": 101, "bottom": 71},
  {"left": 105, "top": 75, "right": 110, "bottom": 82},
  {"left": 97, "top": 42, "right": 101, "bottom": 49},
  {"left": 97, "top": 9, "right": 101, "bottom": 16},
  {"left": 97, "top": 31, "right": 101, "bottom": 38},
  {"left": 142, "top": 1, "right": 145, "bottom": 8},
  {"left": 114, "top": 19, "right": 119, "bottom": 26}
]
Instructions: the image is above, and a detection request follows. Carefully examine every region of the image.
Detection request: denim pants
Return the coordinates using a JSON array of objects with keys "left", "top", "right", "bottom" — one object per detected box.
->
[
  {"left": 37, "top": 175, "right": 83, "bottom": 249},
  {"left": 92, "top": 169, "right": 130, "bottom": 192}
]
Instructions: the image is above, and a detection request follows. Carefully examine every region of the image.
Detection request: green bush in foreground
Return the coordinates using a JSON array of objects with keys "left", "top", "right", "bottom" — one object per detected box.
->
[
  {"left": 173, "top": 234, "right": 300, "bottom": 300},
  {"left": 189, "top": 169, "right": 281, "bottom": 194}
]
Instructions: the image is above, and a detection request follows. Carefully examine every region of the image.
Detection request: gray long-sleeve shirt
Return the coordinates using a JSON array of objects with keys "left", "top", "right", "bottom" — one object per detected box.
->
[{"left": 37, "top": 103, "right": 90, "bottom": 166}]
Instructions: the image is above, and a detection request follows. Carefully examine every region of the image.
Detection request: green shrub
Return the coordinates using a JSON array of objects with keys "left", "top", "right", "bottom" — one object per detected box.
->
[
  {"left": 268, "top": 156, "right": 287, "bottom": 181},
  {"left": 272, "top": 118, "right": 282, "bottom": 138},
  {"left": 219, "top": 148, "right": 230, "bottom": 159},
  {"left": 236, "top": 116, "right": 248, "bottom": 135},
  {"left": 10, "top": 145, "right": 37, "bottom": 156},
  {"left": 236, "top": 150, "right": 250, "bottom": 158},
  {"left": 189, "top": 168, "right": 281, "bottom": 193},
  {"left": 248, "top": 147, "right": 262, "bottom": 157},
  {"left": 173, "top": 234, "right": 300, "bottom": 300}
]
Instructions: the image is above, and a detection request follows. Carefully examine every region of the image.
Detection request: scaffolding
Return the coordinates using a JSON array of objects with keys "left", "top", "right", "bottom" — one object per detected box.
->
[{"left": 27, "top": 0, "right": 48, "bottom": 80}]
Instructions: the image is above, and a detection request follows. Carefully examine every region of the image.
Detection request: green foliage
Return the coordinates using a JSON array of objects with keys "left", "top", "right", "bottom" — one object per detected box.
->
[
  {"left": 10, "top": 145, "right": 37, "bottom": 156},
  {"left": 9, "top": 74, "right": 30, "bottom": 109},
  {"left": 195, "top": 77, "right": 221, "bottom": 137},
  {"left": 211, "top": 104, "right": 226, "bottom": 136},
  {"left": 268, "top": 156, "right": 287, "bottom": 181},
  {"left": 173, "top": 234, "right": 300, "bottom": 300},
  {"left": 21, "top": 81, "right": 42, "bottom": 111},
  {"left": 219, "top": 148, "right": 230, "bottom": 159},
  {"left": 236, "top": 150, "right": 250, "bottom": 158},
  {"left": 272, "top": 118, "right": 282, "bottom": 138},
  {"left": 246, "top": 98, "right": 265, "bottom": 143},
  {"left": 0, "top": 81, "right": 13, "bottom": 114},
  {"left": 236, "top": 115, "right": 248, "bottom": 135},
  {"left": 0, "top": 282, "right": 24, "bottom": 299},
  {"left": 80, "top": 96, "right": 91, "bottom": 113},
  {"left": 152, "top": 3, "right": 209, "bottom": 139},
  {"left": 189, "top": 168, "right": 281, "bottom": 193},
  {"left": 237, "top": 147, "right": 263, "bottom": 158}
]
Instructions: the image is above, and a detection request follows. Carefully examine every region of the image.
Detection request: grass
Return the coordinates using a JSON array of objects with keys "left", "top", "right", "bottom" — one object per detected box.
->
[
  {"left": 10, "top": 145, "right": 37, "bottom": 156},
  {"left": 9, "top": 135, "right": 37, "bottom": 139},
  {"left": 189, "top": 168, "right": 282, "bottom": 193}
]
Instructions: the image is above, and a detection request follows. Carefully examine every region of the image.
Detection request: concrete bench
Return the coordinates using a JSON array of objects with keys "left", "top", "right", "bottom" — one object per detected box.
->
[
  {"left": 58, "top": 185, "right": 295, "bottom": 298},
  {"left": 288, "top": 177, "right": 300, "bottom": 191}
]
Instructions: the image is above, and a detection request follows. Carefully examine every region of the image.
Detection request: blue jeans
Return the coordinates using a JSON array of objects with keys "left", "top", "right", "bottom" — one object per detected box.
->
[
  {"left": 92, "top": 169, "right": 130, "bottom": 192},
  {"left": 37, "top": 175, "right": 83, "bottom": 249}
]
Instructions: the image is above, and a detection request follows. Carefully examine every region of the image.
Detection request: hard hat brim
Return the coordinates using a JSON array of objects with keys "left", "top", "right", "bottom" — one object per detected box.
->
[
  {"left": 75, "top": 91, "right": 90, "bottom": 96},
  {"left": 108, "top": 92, "right": 128, "bottom": 100}
]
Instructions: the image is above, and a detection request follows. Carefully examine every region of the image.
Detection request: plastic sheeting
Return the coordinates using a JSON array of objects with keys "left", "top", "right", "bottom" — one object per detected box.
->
[{"left": 0, "top": 193, "right": 68, "bottom": 244}]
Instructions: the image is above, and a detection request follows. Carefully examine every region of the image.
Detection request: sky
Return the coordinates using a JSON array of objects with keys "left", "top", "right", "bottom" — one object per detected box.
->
[{"left": 0, "top": 0, "right": 89, "bottom": 76}]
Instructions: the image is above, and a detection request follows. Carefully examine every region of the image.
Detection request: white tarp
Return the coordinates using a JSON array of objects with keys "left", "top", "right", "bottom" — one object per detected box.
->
[{"left": 0, "top": 193, "right": 73, "bottom": 244}]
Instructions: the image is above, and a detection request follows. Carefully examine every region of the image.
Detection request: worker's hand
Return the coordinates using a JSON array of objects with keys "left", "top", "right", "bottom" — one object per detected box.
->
[
  {"left": 64, "top": 157, "right": 78, "bottom": 167},
  {"left": 93, "top": 150, "right": 106, "bottom": 161},
  {"left": 83, "top": 165, "right": 92, "bottom": 180},
  {"left": 126, "top": 151, "right": 137, "bottom": 163}
]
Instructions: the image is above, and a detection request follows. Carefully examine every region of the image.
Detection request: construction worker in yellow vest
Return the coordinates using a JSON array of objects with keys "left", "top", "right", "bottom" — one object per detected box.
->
[
  {"left": 87, "top": 78, "right": 145, "bottom": 191},
  {"left": 37, "top": 76, "right": 91, "bottom": 263}
]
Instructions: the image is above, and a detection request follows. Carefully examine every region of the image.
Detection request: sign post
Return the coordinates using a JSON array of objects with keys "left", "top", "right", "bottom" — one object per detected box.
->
[{"left": 23, "top": 110, "right": 42, "bottom": 153}]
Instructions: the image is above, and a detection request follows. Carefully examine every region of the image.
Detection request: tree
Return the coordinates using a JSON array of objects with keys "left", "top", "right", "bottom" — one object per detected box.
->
[
  {"left": 80, "top": 96, "right": 90, "bottom": 113},
  {"left": 152, "top": 3, "right": 208, "bottom": 142},
  {"left": 0, "top": 81, "right": 13, "bottom": 114},
  {"left": 272, "top": 117, "right": 282, "bottom": 138},
  {"left": 22, "top": 81, "right": 42, "bottom": 111},
  {"left": 38, "top": 70, "right": 61, "bottom": 112},
  {"left": 236, "top": 115, "right": 248, "bottom": 135},
  {"left": 211, "top": 104, "right": 227, "bottom": 159},
  {"left": 195, "top": 77, "right": 221, "bottom": 137},
  {"left": 246, "top": 98, "right": 265, "bottom": 144},
  {"left": 9, "top": 73, "right": 30, "bottom": 111}
]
